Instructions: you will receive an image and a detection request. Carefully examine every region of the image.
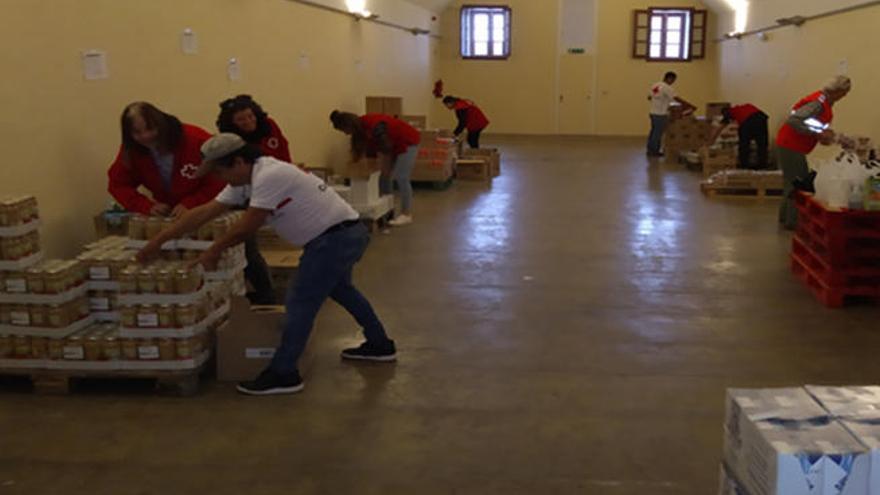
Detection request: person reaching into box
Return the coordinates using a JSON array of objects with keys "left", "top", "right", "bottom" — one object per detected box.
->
[
  {"left": 709, "top": 103, "right": 770, "bottom": 170},
  {"left": 107, "top": 102, "right": 224, "bottom": 218},
  {"left": 647, "top": 72, "right": 696, "bottom": 157},
  {"left": 776, "top": 75, "right": 852, "bottom": 230},
  {"left": 442, "top": 96, "right": 489, "bottom": 149},
  {"left": 330, "top": 110, "right": 420, "bottom": 226},
  {"left": 216, "top": 94, "right": 292, "bottom": 163},
  {"left": 137, "top": 133, "right": 396, "bottom": 396}
]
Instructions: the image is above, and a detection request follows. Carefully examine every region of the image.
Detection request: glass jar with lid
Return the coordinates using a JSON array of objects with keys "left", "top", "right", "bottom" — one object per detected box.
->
[
  {"left": 25, "top": 265, "right": 46, "bottom": 293},
  {"left": 137, "top": 304, "right": 159, "bottom": 328},
  {"left": 0, "top": 334, "right": 12, "bottom": 358},
  {"left": 46, "top": 304, "right": 66, "bottom": 328},
  {"left": 84, "top": 333, "right": 102, "bottom": 361},
  {"left": 29, "top": 304, "right": 47, "bottom": 327},
  {"left": 156, "top": 267, "right": 174, "bottom": 294},
  {"left": 145, "top": 216, "right": 164, "bottom": 240},
  {"left": 44, "top": 266, "right": 66, "bottom": 294},
  {"left": 158, "top": 304, "right": 174, "bottom": 328},
  {"left": 47, "top": 337, "right": 64, "bottom": 360},
  {"left": 174, "top": 303, "right": 197, "bottom": 327},
  {"left": 30, "top": 337, "right": 48, "bottom": 359},
  {"left": 119, "top": 265, "right": 139, "bottom": 293},
  {"left": 120, "top": 304, "right": 137, "bottom": 327},
  {"left": 102, "top": 334, "right": 122, "bottom": 361},
  {"left": 128, "top": 214, "right": 147, "bottom": 240},
  {"left": 176, "top": 338, "right": 193, "bottom": 359},
  {"left": 13, "top": 335, "right": 30, "bottom": 358},
  {"left": 158, "top": 338, "right": 176, "bottom": 360},
  {"left": 137, "top": 266, "right": 157, "bottom": 294},
  {"left": 10, "top": 304, "right": 30, "bottom": 326},
  {"left": 0, "top": 304, "right": 11, "bottom": 325},
  {"left": 121, "top": 338, "right": 138, "bottom": 360}
]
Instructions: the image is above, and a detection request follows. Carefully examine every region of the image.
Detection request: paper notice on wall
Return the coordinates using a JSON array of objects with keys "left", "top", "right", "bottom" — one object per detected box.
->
[
  {"left": 298, "top": 52, "right": 310, "bottom": 70},
  {"left": 82, "top": 50, "right": 108, "bottom": 80},
  {"left": 838, "top": 59, "right": 849, "bottom": 75},
  {"left": 181, "top": 28, "right": 199, "bottom": 55},
  {"left": 227, "top": 57, "right": 241, "bottom": 81}
]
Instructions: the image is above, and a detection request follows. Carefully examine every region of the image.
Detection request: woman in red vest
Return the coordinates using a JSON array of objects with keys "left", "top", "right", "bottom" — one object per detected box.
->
[
  {"left": 776, "top": 76, "right": 852, "bottom": 229},
  {"left": 216, "top": 94, "right": 292, "bottom": 163},
  {"left": 107, "top": 102, "right": 224, "bottom": 218},
  {"left": 330, "top": 110, "right": 420, "bottom": 226},
  {"left": 443, "top": 96, "right": 490, "bottom": 149}
]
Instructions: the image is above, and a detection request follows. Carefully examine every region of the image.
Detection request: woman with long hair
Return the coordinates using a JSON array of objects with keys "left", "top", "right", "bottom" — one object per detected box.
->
[{"left": 107, "top": 102, "right": 223, "bottom": 217}]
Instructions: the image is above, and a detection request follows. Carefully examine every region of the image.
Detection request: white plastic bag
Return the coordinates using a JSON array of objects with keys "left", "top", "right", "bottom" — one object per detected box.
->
[{"left": 814, "top": 151, "right": 875, "bottom": 208}]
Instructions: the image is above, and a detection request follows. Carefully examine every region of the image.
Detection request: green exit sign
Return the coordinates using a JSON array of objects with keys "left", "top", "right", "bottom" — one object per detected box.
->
[{"left": 567, "top": 48, "right": 586, "bottom": 54}]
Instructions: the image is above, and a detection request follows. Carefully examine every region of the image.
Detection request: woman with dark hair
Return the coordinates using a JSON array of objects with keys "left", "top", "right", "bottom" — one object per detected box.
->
[
  {"left": 330, "top": 110, "right": 420, "bottom": 226},
  {"left": 216, "top": 95, "right": 292, "bottom": 162},
  {"left": 216, "top": 95, "right": 282, "bottom": 304},
  {"left": 442, "top": 96, "right": 489, "bottom": 149},
  {"left": 107, "top": 102, "right": 223, "bottom": 217}
]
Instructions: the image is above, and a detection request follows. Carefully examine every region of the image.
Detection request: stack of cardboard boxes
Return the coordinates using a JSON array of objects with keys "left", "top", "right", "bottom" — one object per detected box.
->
[
  {"left": 413, "top": 130, "right": 457, "bottom": 183},
  {"left": 722, "top": 386, "right": 880, "bottom": 494},
  {"left": 663, "top": 116, "right": 711, "bottom": 164},
  {"left": 456, "top": 148, "right": 502, "bottom": 181}
]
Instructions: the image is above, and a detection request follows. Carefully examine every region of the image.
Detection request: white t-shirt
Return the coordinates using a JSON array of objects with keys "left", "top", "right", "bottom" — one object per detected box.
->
[
  {"left": 649, "top": 81, "right": 677, "bottom": 116},
  {"left": 215, "top": 157, "right": 358, "bottom": 246}
]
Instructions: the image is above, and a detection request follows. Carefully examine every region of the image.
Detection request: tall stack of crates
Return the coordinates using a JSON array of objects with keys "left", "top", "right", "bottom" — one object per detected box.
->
[{"left": 792, "top": 192, "right": 880, "bottom": 307}]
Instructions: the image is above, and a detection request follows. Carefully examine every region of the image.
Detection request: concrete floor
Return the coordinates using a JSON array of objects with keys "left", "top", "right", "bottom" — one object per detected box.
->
[{"left": 3, "top": 135, "right": 880, "bottom": 494}]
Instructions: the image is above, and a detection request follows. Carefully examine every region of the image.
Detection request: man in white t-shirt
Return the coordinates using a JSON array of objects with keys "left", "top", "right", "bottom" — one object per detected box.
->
[
  {"left": 647, "top": 71, "right": 696, "bottom": 157},
  {"left": 138, "top": 133, "right": 396, "bottom": 396}
]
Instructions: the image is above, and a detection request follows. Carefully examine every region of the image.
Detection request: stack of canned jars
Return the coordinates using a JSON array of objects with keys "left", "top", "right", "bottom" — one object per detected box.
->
[
  {"left": 0, "top": 296, "right": 90, "bottom": 328},
  {"left": 0, "top": 195, "right": 39, "bottom": 228},
  {"left": 1, "top": 259, "right": 86, "bottom": 294},
  {"left": 118, "top": 261, "right": 204, "bottom": 295},
  {"left": 0, "top": 231, "right": 41, "bottom": 261},
  {"left": 119, "top": 295, "right": 212, "bottom": 330},
  {"left": 127, "top": 211, "right": 243, "bottom": 242},
  {"left": 0, "top": 323, "right": 210, "bottom": 362}
]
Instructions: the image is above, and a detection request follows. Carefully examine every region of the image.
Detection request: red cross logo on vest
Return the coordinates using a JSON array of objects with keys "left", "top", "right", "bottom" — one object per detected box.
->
[{"left": 180, "top": 163, "right": 199, "bottom": 179}]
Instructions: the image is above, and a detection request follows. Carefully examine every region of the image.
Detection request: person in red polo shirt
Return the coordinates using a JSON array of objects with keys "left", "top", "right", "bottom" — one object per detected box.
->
[
  {"left": 776, "top": 76, "right": 852, "bottom": 230},
  {"left": 107, "top": 102, "right": 224, "bottom": 218},
  {"left": 710, "top": 103, "right": 769, "bottom": 170},
  {"left": 330, "top": 110, "right": 420, "bottom": 226},
  {"left": 216, "top": 94, "right": 292, "bottom": 163},
  {"left": 442, "top": 96, "right": 489, "bottom": 149}
]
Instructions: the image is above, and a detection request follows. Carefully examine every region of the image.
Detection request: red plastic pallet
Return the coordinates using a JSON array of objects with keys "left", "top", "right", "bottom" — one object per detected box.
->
[
  {"left": 792, "top": 237, "right": 880, "bottom": 288},
  {"left": 795, "top": 192, "right": 880, "bottom": 232},
  {"left": 795, "top": 224, "right": 880, "bottom": 269},
  {"left": 791, "top": 253, "right": 880, "bottom": 308}
]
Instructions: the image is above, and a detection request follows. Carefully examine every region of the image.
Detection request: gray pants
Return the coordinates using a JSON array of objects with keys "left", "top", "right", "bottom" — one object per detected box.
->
[
  {"left": 647, "top": 114, "right": 668, "bottom": 154},
  {"left": 777, "top": 146, "right": 809, "bottom": 230}
]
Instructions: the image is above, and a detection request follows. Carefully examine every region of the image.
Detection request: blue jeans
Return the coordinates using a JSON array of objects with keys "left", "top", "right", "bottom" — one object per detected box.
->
[
  {"left": 647, "top": 114, "right": 668, "bottom": 154},
  {"left": 270, "top": 222, "right": 390, "bottom": 375},
  {"left": 393, "top": 145, "right": 418, "bottom": 214}
]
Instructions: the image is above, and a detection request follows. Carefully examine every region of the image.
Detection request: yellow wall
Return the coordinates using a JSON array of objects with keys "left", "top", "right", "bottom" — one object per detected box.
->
[
  {"left": 434, "top": 0, "right": 720, "bottom": 136},
  {"left": 0, "top": 0, "right": 436, "bottom": 257},
  {"left": 594, "top": 0, "right": 719, "bottom": 136},
  {"left": 433, "top": 0, "right": 561, "bottom": 134},
  {"left": 716, "top": 1, "right": 880, "bottom": 162}
]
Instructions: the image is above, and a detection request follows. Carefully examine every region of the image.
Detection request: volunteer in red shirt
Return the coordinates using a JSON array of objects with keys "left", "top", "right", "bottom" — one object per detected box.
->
[
  {"left": 711, "top": 103, "right": 769, "bottom": 170},
  {"left": 442, "top": 96, "right": 489, "bottom": 149},
  {"left": 776, "top": 76, "right": 852, "bottom": 230},
  {"left": 107, "top": 102, "right": 224, "bottom": 217},
  {"left": 216, "top": 94, "right": 292, "bottom": 163},
  {"left": 330, "top": 110, "right": 420, "bottom": 226}
]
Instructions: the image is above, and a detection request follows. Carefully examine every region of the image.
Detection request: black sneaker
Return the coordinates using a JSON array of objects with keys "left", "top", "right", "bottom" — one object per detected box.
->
[
  {"left": 341, "top": 340, "right": 397, "bottom": 362},
  {"left": 236, "top": 368, "right": 304, "bottom": 396}
]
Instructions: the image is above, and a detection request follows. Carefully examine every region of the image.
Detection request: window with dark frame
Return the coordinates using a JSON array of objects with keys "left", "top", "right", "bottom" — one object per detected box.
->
[
  {"left": 633, "top": 8, "right": 706, "bottom": 61},
  {"left": 460, "top": 6, "right": 511, "bottom": 59}
]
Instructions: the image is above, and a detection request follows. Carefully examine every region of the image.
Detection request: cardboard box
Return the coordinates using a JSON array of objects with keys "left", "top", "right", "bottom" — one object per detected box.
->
[
  {"left": 346, "top": 158, "right": 381, "bottom": 179},
  {"left": 401, "top": 115, "right": 427, "bottom": 129},
  {"left": 724, "top": 388, "right": 871, "bottom": 495},
  {"left": 707, "top": 102, "right": 731, "bottom": 120},
  {"left": 349, "top": 171, "right": 380, "bottom": 206},
  {"left": 462, "top": 148, "right": 501, "bottom": 177},
  {"left": 365, "top": 96, "right": 403, "bottom": 117},
  {"left": 216, "top": 297, "right": 313, "bottom": 382}
]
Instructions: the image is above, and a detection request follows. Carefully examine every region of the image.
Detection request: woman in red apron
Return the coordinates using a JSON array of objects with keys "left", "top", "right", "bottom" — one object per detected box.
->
[{"left": 443, "top": 96, "right": 489, "bottom": 149}]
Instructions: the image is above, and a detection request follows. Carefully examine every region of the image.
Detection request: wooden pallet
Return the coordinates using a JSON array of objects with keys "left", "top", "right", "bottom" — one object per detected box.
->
[
  {"left": 701, "top": 182, "right": 783, "bottom": 198},
  {"left": 0, "top": 360, "right": 210, "bottom": 396}
]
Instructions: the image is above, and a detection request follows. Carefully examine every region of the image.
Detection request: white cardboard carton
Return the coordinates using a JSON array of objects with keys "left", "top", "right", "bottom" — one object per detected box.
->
[
  {"left": 348, "top": 171, "right": 380, "bottom": 206},
  {"left": 724, "top": 388, "right": 871, "bottom": 495}
]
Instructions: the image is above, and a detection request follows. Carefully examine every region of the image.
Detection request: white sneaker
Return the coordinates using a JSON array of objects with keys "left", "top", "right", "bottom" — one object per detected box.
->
[{"left": 388, "top": 214, "right": 413, "bottom": 226}]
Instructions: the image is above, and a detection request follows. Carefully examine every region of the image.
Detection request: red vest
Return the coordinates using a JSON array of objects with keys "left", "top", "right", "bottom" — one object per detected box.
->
[
  {"left": 360, "top": 114, "right": 420, "bottom": 156},
  {"left": 776, "top": 91, "right": 833, "bottom": 154},
  {"left": 453, "top": 100, "right": 490, "bottom": 131},
  {"left": 728, "top": 104, "right": 760, "bottom": 124},
  {"left": 107, "top": 124, "right": 225, "bottom": 215},
  {"left": 259, "top": 118, "right": 292, "bottom": 162}
]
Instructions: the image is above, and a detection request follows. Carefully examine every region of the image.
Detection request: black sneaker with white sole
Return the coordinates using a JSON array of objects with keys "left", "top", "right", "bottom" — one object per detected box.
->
[
  {"left": 341, "top": 340, "right": 397, "bottom": 362},
  {"left": 236, "top": 368, "right": 304, "bottom": 396}
]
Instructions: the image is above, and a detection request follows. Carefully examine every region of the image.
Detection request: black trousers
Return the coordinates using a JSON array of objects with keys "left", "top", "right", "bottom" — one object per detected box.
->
[
  {"left": 467, "top": 128, "right": 483, "bottom": 149},
  {"left": 244, "top": 234, "right": 277, "bottom": 305},
  {"left": 738, "top": 113, "right": 769, "bottom": 169}
]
